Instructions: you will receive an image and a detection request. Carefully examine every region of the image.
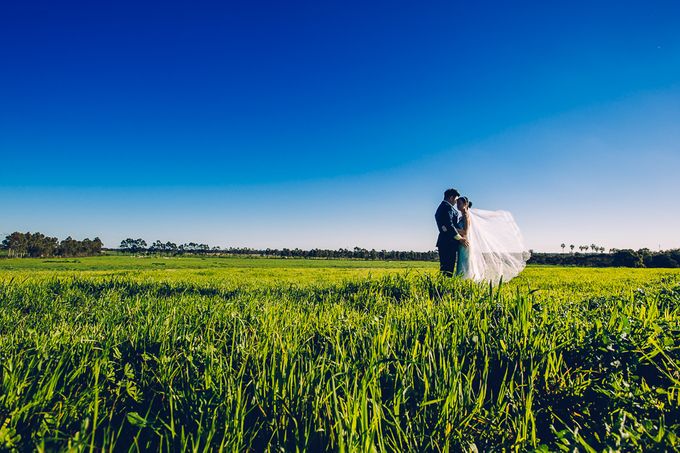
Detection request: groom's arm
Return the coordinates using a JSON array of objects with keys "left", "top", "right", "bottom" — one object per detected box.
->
[
  {"left": 437, "top": 205, "right": 463, "bottom": 239},
  {"left": 446, "top": 207, "right": 469, "bottom": 246}
]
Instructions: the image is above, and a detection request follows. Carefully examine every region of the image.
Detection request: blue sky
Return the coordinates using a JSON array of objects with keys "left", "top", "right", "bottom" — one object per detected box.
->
[{"left": 1, "top": 0, "right": 679, "bottom": 251}]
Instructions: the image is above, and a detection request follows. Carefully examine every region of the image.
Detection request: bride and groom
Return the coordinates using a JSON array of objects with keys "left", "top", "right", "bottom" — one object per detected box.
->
[{"left": 435, "top": 188, "right": 529, "bottom": 283}]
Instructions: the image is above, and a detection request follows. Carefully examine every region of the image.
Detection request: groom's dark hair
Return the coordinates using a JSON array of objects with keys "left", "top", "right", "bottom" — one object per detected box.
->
[{"left": 444, "top": 188, "right": 460, "bottom": 199}]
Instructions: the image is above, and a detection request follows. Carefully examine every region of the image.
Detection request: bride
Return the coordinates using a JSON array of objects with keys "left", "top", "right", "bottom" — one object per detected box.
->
[{"left": 454, "top": 196, "right": 530, "bottom": 283}]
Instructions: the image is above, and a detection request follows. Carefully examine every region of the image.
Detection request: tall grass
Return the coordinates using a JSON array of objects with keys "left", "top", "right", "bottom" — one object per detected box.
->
[{"left": 0, "top": 271, "right": 679, "bottom": 451}]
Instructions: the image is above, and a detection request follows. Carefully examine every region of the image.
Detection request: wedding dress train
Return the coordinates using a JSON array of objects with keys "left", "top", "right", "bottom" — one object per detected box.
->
[{"left": 461, "top": 208, "right": 530, "bottom": 283}]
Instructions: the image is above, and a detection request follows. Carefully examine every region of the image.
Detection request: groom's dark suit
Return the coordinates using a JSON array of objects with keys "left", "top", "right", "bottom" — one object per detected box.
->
[{"left": 435, "top": 200, "right": 461, "bottom": 276}]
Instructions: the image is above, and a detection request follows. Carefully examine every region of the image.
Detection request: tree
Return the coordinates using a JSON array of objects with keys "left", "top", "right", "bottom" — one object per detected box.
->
[
  {"left": 2, "top": 232, "right": 28, "bottom": 257},
  {"left": 3, "top": 232, "right": 101, "bottom": 258},
  {"left": 570, "top": 244, "right": 575, "bottom": 253},
  {"left": 646, "top": 254, "right": 678, "bottom": 268},
  {"left": 135, "top": 239, "right": 147, "bottom": 253},
  {"left": 91, "top": 237, "right": 103, "bottom": 255},
  {"left": 560, "top": 243, "right": 566, "bottom": 253},
  {"left": 22, "top": 232, "right": 58, "bottom": 257},
  {"left": 612, "top": 249, "right": 644, "bottom": 268},
  {"left": 120, "top": 238, "right": 135, "bottom": 252},
  {"left": 120, "top": 238, "right": 147, "bottom": 254},
  {"left": 149, "top": 240, "right": 165, "bottom": 253},
  {"left": 58, "top": 236, "right": 102, "bottom": 256},
  {"left": 58, "top": 236, "right": 78, "bottom": 256},
  {"left": 670, "top": 249, "right": 680, "bottom": 265}
]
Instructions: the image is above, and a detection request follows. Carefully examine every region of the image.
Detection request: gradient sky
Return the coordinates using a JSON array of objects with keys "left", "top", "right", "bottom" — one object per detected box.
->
[{"left": 1, "top": 0, "right": 679, "bottom": 251}]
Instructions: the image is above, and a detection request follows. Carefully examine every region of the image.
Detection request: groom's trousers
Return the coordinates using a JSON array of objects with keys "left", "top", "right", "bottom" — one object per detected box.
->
[{"left": 437, "top": 240, "right": 459, "bottom": 277}]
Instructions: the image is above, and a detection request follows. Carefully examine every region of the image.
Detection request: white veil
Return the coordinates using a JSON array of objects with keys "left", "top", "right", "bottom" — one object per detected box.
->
[{"left": 465, "top": 208, "right": 530, "bottom": 284}]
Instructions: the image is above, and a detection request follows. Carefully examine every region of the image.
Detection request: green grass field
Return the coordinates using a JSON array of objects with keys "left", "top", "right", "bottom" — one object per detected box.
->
[{"left": 1, "top": 256, "right": 679, "bottom": 451}]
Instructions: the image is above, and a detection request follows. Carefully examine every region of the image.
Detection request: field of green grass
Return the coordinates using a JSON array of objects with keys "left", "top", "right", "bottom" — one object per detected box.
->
[
  {"left": 0, "top": 255, "right": 434, "bottom": 288},
  {"left": 1, "top": 256, "right": 679, "bottom": 451}
]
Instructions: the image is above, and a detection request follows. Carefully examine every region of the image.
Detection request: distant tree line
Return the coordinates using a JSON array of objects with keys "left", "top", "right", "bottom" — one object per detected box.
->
[
  {"left": 3, "top": 232, "right": 678, "bottom": 267},
  {"left": 112, "top": 238, "right": 680, "bottom": 267},
  {"left": 560, "top": 243, "right": 608, "bottom": 254},
  {"left": 121, "top": 237, "right": 679, "bottom": 267},
  {"left": 1, "top": 232, "right": 103, "bottom": 258},
  {"left": 117, "top": 238, "right": 438, "bottom": 261},
  {"left": 529, "top": 249, "right": 680, "bottom": 268}
]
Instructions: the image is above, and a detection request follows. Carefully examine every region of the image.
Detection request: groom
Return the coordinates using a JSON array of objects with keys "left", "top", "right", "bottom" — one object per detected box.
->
[{"left": 435, "top": 188, "right": 469, "bottom": 276}]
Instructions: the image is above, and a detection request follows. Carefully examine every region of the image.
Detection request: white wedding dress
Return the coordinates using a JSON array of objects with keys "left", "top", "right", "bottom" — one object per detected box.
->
[{"left": 461, "top": 208, "right": 530, "bottom": 284}]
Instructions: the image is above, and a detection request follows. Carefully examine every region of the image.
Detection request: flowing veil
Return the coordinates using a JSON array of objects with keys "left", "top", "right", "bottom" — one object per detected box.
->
[{"left": 465, "top": 208, "right": 530, "bottom": 283}]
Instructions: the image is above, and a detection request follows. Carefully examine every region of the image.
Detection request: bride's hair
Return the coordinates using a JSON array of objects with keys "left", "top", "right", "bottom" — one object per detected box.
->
[{"left": 458, "top": 196, "right": 472, "bottom": 208}]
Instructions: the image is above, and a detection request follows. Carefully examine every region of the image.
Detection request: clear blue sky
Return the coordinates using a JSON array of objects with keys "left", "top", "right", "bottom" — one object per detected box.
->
[{"left": 1, "top": 0, "right": 679, "bottom": 251}]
